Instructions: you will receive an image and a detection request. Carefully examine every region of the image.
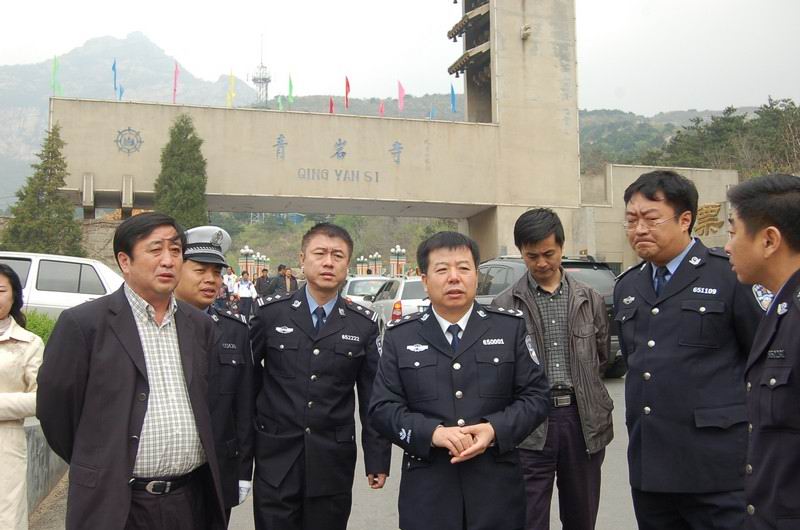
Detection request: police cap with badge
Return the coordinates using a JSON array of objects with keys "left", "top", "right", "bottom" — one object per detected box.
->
[{"left": 184, "top": 225, "right": 232, "bottom": 267}]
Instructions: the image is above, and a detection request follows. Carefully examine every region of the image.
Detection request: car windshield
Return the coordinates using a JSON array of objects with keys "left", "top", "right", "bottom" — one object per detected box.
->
[
  {"left": 401, "top": 281, "right": 427, "bottom": 300},
  {"left": 0, "top": 258, "right": 32, "bottom": 287},
  {"left": 564, "top": 267, "right": 616, "bottom": 298},
  {"left": 347, "top": 279, "right": 387, "bottom": 296}
]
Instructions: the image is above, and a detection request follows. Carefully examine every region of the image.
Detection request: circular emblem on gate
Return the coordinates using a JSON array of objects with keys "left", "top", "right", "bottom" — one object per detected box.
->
[{"left": 115, "top": 127, "right": 143, "bottom": 154}]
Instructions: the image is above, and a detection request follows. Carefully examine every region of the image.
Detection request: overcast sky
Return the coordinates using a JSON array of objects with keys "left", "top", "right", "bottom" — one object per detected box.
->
[{"left": 2, "top": 0, "right": 798, "bottom": 116}]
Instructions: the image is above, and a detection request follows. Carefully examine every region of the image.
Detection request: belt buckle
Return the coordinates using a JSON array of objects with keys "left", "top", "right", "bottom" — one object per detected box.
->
[
  {"left": 145, "top": 480, "right": 171, "bottom": 495},
  {"left": 553, "top": 395, "right": 571, "bottom": 407}
]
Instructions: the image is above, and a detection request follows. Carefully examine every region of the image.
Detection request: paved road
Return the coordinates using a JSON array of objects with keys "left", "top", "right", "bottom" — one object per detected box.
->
[{"left": 32, "top": 378, "right": 636, "bottom": 529}]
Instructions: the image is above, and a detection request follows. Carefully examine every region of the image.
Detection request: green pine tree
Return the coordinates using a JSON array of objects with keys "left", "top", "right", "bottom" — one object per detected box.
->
[
  {"left": 154, "top": 114, "right": 208, "bottom": 228},
  {"left": 1, "top": 124, "right": 85, "bottom": 255}
]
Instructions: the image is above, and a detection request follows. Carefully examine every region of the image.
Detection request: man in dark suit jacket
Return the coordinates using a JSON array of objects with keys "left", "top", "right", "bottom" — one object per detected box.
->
[
  {"left": 175, "top": 225, "right": 254, "bottom": 524},
  {"left": 370, "top": 231, "right": 550, "bottom": 530},
  {"left": 725, "top": 174, "right": 800, "bottom": 529},
  {"left": 614, "top": 171, "right": 761, "bottom": 529},
  {"left": 37, "top": 213, "right": 226, "bottom": 530},
  {"left": 250, "top": 223, "right": 391, "bottom": 530}
]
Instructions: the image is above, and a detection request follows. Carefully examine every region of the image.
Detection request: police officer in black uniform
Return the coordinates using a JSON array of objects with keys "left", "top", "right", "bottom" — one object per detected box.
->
[
  {"left": 174, "top": 226, "right": 254, "bottom": 524},
  {"left": 250, "top": 223, "right": 391, "bottom": 530},
  {"left": 370, "top": 232, "right": 550, "bottom": 530},
  {"left": 614, "top": 170, "right": 761, "bottom": 529},
  {"left": 725, "top": 174, "right": 800, "bottom": 529}
]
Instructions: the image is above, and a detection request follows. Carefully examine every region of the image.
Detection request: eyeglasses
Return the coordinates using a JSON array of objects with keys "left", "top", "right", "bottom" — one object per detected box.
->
[{"left": 622, "top": 213, "right": 680, "bottom": 232}]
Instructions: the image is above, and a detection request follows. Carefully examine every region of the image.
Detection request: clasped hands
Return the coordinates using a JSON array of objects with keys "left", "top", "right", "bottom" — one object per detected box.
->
[{"left": 431, "top": 422, "right": 495, "bottom": 464}]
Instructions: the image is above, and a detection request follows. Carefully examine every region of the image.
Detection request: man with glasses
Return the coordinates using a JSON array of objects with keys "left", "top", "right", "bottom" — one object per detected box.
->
[{"left": 614, "top": 170, "right": 761, "bottom": 529}]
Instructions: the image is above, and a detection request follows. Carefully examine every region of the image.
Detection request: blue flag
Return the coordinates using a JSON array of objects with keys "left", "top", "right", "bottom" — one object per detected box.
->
[
  {"left": 112, "top": 59, "right": 117, "bottom": 91},
  {"left": 429, "top": 105, "right": 437, "bottom": 120},
  {"left": 450, "top": 83, "right": 457, "bottom": 113},
  {"left": 118, "top": 84, "right": 124, "bottom": 101}
]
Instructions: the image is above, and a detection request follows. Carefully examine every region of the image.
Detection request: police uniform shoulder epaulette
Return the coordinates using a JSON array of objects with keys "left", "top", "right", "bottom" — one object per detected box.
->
[
  {"left": 616, "top": 261, "right": 645, "bottom": 281},
  {"left": 385, "top": 311, "right": 424, "bottom": 329},
  {"left": 220, "top": 310, "right": 248, "bottom": 325},
  {"left": 482, "top": 305, "right": 524, "bottom": 318},
  {"left": 707, "top": 247, "right": 730, "bottom": 260},
  {"left": 255, "top": 294, "right": 293, "bottom": 308},
  {"left": 343, "top": 298, "right": 379, "bottom": 322}
]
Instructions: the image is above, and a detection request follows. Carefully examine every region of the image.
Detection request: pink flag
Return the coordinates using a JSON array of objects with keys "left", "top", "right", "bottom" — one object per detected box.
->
[
  {"left": 345, "top": 76, "right": 351, "bottom": 109},
  {"left": 397, "top": 81, "right": 405, "bottom": 112},
  {"left": 329, "top": 96, "right": 335, "bottom": 114},
  {"left": 379, "top": 100, "right": 385, "bottom": 117},
  {"left": 172, "top": 61, "right": 180, "bottom": 104}
]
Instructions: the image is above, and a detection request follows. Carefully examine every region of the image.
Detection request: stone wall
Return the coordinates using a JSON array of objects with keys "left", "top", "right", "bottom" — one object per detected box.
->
[{"left": 26, "top": 420, "right": 67, "bottom": 513}]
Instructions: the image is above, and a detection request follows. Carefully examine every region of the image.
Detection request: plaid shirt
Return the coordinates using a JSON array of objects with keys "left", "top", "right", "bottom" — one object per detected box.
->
[
  {"left": 124, "top": 285, "right": 206, "bottom": 478},
  {"left": 529, "top": 272, "right": 574, "bottom": 390}
]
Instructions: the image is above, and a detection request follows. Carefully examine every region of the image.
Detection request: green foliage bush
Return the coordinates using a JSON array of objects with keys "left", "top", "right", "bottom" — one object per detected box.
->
[{"left": 24, "top": 310, "right": 56, "bottom": 345}]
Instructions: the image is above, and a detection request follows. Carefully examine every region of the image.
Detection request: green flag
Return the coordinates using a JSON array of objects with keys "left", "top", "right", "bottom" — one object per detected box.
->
[
  {"left": 51, "top": 56, "right": 63, "bottom": 96},
  {"left": 288, "top": 76, "right": 294, "bottom": 104}
]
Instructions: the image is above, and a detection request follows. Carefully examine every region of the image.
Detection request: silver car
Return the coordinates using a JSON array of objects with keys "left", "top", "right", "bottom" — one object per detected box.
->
[
  {"left": 340, "top": 275, "right": 390, "bottom": 309},
  {"left": 0, "top": 252, "right": 124, "bottom": 318},
  {"left": 369, "top": 277, "right": 430, "bottom": 335}
]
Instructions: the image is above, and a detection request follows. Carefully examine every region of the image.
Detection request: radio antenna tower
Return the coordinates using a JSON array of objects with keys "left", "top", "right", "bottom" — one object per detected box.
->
[{"left": 252, "top": 35, "right": 271, "bottom": 107}]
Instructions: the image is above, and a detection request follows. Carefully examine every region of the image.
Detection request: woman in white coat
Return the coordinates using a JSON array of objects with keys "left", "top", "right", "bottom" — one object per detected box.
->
[{"left": 0, "top": 263, "right": 44, "bottom": 529}]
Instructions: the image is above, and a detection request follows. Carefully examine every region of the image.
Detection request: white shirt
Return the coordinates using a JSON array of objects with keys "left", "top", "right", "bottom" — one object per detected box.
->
[
  {"left": 234, "top": 280, "right": 257, "bottom": 299},
  {"left": 431, "top": 305, "right": 472, "bottom": 344}
]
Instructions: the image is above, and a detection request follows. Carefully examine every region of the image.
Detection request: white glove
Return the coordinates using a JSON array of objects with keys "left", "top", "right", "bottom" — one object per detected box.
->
[{"left": 238, "top": 480, "right": 252, "bottom": 504}]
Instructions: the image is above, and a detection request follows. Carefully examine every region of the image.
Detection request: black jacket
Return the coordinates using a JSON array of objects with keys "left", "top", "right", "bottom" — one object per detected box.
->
[
  {"left": 369, "top": 304, "right": 550, "bottom": 530},
  {"left": 250, "top": 287, "right": 391, "bottom": 497},
  {"left": 743, "top": 268, "right": 800, "bottom": 529},
  {"left": 614, "top": 240, "right": 761, "bottom": 493},
  {"left": 208, "top": 307, "right": 254, "bottom": 509}
]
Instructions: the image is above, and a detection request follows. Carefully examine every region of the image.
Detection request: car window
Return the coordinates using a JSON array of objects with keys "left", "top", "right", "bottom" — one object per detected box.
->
[
  {"left": 0, "top": 258, "right": 32, "bottom": 287},
  {"left": 37, "top": 260, "right": 81, "bottom": 293},
  {"left": 347, "top": 279, "right": 386, "bottom": 297},
  {"left": 486, "top": 266, "right": 512, "bottom": 296},
  {"left": 401, "top": 281, "right": 427, "bottom": 300},
  {"left": 375, "top": 281, "right": 399, "bottom": 301},
  {"left": 564, "top": 266, "right": 616, "bottom": 299},
  {"left": 79, "top": 264, "right": 107, "bottom": 295}
]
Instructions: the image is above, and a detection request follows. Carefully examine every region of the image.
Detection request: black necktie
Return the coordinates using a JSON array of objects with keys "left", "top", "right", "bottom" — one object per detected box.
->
[
  {"left": 448, "top": 324, "right": 461, "bottom": 351},
  {"left": 654, "top": 266, "right": 670, "bottom": 297},
  {"left": 313, "top": 307, "right": 326, "bottom": 335}
]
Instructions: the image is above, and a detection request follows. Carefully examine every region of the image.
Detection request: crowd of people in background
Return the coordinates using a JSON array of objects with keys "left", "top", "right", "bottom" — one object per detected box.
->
[{"left": 215, "top": 263, "right": 302, "bottom": 318}]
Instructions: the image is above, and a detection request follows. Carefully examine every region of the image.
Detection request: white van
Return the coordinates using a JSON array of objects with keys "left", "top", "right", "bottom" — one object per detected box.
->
[{"left": 0, "top": 252, "right": 123, "bottom": 318}]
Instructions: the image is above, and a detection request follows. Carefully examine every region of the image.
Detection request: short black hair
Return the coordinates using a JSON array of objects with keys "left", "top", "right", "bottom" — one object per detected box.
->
[
  {"left": 277, "top": 264, "right": 286, "bottom": 272},
  {"left": 728, "top": 174, "right": 800, "bottom": 252},
  {"left": 301, "top": 222, "right": 354, "bottom": 259},
  {"left": 241, "top": 271, "right": 249, "bottom": 276},
  {"left": 113, "top": 212, "right": 186, "bottom": 267},
  {"left": 624, "top": 170, "right": 699, "bottom": 233},
  {"left": 417, "top": 231, "right": 480, "bottom": 274},
  {"left": 261, "top": 268, "right": 268, "bottom": 273},
  {"left": 0, "top": 263, "right": 27, "bottom": 328},
  {"left": 514, "top": 208, "right": 565, "bottom": 249}
]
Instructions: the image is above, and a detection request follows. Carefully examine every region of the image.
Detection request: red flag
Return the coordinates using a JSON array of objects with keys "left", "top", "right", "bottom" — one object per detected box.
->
[
  {"left": 397, "top": 81, "right": 405, "bottom": 112},
  {"left": 172, "top": 61, "right": 180, "bottom": 104},
  {"left": 329, "top": 96, "right": 335, "bottom": 114},
  {"left": 379, "top": 100, "right": 385, "bottom": 117},
  {"left": 345, "top": 76, "right": 350, "bottom": 109}
]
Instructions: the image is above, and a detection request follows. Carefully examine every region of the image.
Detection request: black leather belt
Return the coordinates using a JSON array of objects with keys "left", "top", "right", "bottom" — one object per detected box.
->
[
  {"left": 129, "top": 466, "right": 202, "bottom": 495},
  {"left": 551, "top": 389, "right": 575, "bottom": 408}
]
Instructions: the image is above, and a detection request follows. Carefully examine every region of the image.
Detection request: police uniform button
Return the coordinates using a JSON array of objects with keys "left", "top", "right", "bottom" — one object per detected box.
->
[
  {"left": 748, "top": 423, "right": 753, "bottom": 433},
  {"left": 747, "top": 505, "right": 755, "bottom": 515},
  {"left": 769, "top": 377, "right": 777, "bottom": 387},
  {"left": 455, "top": 390, "right": 464, "bottom": 399},
  {"left": 307, "top": 401, "right": 313, "bottom": 408},
  {"left": 493, "top": 357, "right": 500, "bottom": 364},
  {"left": 453, "top": 363, "right": 461, "bottom": 370},
  {"left": 745, "top": 464, "right": 753, "bottom": 474},
  {"left": 643, "top": 372, "right": 651, "bottom": 381},
  {"left": 643, "top": 406, "right": 651, "bottom": 415},
  {"left": 231, "top": 359, "right": 237, "bottom": 365},
  {"left": 305, "top": 427, "right": 311, "bottom": 434},
  {"left": 651, "top": 307, "right": 660, "bottom": 315},
  {"left": 347, "top": 352, "right": 353, "bottom": 357},
  {"left": 647, "top": 340, "right": 655, "bottom": 348},
  {"left": 414, "top": 361, "right": 420, "bottom": 367},
  {"left": 746, "top": 382, "right": 751, "bottom": 392},
  {"left": 279, "top": 344, "right": 285, "bottom": 350},
  {"left": 310, "top": 375, "right": 318, "bottom": 381},
  {"left": 699, "top": 306, "right": 707, "bottom": 313},
  {"left": 457, "top": 419, "right": 466, "bottom": 427},
  {"left": 313, "top": 349, "right": 320, "bottom": 355}
]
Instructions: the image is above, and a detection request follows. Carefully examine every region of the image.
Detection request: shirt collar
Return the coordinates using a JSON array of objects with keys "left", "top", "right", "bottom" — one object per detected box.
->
[
  {"left": 652, "top": 237, "right": 696, "bottom": 280},
  {"left": 431, "top": 305, "right": 472, "bottom": 337},
  {"left": 0, "top": 316, "right": 37, "bottom": 343},
  {"left": 527, "top": 268, "right": 566, "bottom": 296},
  {"left": 124, "top": 283, "right": 177, "bottom": 324},
  {"left": 305, "top": 287, "right": 338, "bottom": 318}
]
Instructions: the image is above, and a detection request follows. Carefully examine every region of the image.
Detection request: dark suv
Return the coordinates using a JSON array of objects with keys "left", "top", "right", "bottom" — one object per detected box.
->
[{"left": 476, "top": 256, "right": 626, "bottom": 378}]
